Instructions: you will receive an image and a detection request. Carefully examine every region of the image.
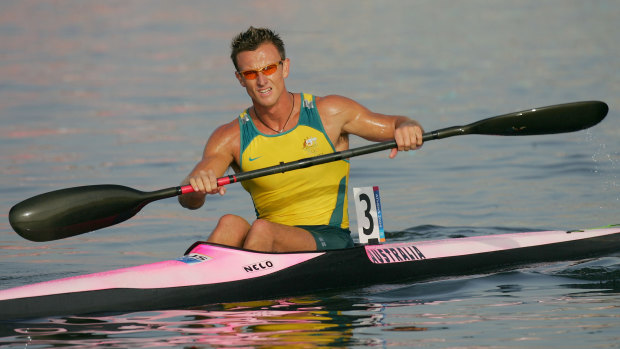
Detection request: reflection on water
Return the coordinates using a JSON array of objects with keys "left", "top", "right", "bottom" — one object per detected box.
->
[{"left": 4, "top": 298, "right": 375, "bottom": 348}]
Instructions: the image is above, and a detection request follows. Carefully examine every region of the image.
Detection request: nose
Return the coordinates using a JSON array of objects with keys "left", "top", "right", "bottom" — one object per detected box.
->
[{"left": 255, "top": 71, "right": 269, "bottom": 85}]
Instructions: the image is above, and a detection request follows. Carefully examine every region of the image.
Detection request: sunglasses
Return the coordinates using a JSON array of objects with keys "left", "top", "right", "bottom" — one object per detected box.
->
[{"left": 238, "top": 61, "right": 283, "bottom": 80}]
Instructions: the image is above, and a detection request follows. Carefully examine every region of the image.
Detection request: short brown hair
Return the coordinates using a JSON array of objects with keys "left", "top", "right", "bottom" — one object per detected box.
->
[{"left": 230, "top": 27, "right": 286, "bottom": 71}]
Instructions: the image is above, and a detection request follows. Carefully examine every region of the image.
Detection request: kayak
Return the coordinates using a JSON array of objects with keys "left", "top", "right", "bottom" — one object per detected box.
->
[{"left": 1, "top": 225, "right": 619, "bottom": 320}]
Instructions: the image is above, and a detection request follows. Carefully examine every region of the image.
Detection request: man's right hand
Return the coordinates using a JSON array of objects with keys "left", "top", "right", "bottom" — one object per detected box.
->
[
  {"left": 179, "top": 169, "right": 227, "bottom": 209},
  {"left": 187, "top": 169, "right": 227, "bottom": 196}
]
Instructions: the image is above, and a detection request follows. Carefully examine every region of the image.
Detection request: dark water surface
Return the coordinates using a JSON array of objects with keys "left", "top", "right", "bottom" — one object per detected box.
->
[{"left": 1, "top": 1, "right": 619, "bottom": 347}]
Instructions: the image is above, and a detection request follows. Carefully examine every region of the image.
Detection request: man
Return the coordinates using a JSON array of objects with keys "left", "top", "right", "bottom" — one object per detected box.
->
[{"left": 179, "top": 27, "right": 423, "bottom": 252}]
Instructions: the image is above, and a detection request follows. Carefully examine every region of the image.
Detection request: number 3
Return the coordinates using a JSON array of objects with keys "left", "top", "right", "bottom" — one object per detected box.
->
[{"left": 359, "top": 193, "right": 374, "bottom": 236}]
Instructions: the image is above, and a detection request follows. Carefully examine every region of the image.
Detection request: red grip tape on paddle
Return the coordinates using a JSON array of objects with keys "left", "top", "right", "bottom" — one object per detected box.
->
[
  {"left": 179, "top": 175, "right": 237, "bottom": 195},
  {"left": 180, "top": 185, "right": 194, "bottom": 194}
]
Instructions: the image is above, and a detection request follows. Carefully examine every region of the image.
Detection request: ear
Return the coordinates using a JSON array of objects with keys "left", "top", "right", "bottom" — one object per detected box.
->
[
  {"left": 235, "top": 71, "right": 246, "bottom": 87},
  {"left": 282, "top": 58, "right": 290, "bottom": 79}
]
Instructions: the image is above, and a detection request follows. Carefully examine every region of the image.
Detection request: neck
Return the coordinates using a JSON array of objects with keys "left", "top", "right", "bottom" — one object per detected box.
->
[{"left": 253, "top": 92, "right": 295, "bottom": 134}]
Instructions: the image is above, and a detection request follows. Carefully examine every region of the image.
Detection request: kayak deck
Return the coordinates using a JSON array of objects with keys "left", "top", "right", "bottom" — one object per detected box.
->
[{"left": 1, "top": 226, "right": 619, "bottom": 321}]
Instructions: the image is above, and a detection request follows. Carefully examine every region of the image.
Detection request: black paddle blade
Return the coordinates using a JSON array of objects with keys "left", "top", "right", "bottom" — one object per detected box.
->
[
  {"left": 9, "top": 185, "right": 179, "bottom": 242},
  {"left": 428, "top": 100, "right": 608, "bottom": 139},
  {"left": 467, "top": 100, "right": 608, "bottom": 136}
]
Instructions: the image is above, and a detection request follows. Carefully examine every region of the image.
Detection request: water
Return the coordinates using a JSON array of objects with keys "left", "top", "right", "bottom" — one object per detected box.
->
[{"left": 1, "top": 0, "right": 619, "bottom": 347}]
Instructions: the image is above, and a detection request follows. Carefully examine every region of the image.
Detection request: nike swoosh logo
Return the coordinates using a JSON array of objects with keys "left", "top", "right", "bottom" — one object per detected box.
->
[{"left": 249, "top": 156, "right": 262, "bottom": 161}]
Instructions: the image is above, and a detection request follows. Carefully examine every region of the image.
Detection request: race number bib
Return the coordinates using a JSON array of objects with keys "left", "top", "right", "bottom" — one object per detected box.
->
[{"left": 353, "top": 186, "right": 385, "bottom": 244}]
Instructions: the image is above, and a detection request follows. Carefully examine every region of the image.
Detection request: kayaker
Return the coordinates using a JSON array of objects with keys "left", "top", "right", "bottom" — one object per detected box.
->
[{"left": 179, "top": 26, "right": 423, "bottom": 252}]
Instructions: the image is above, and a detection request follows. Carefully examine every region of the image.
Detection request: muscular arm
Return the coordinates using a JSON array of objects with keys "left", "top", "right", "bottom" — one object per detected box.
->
[
  {"left": 317, "top": 95, "right": 424, "bottom": 157},
  {"left": 178, "top": 121, "right": 240, "bottom": 210}
]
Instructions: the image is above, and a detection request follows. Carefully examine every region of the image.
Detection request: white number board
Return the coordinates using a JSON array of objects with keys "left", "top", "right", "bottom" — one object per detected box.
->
[{"left": 353, "top": 186, "right": 385, "bottom": 244}]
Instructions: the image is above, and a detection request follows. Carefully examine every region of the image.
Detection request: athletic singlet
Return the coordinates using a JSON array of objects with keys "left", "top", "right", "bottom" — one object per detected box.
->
[{"left": 238, "top": 93, "right": 350, "bottom": 229}]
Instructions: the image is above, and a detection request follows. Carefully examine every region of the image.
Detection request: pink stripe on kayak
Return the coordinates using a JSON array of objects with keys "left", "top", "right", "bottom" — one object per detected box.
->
[
  {"left": 0, "top": 244, "right": 324, "bottom": 300},
  {"left": 365, "top": 228, "right": 620, "bottom": 264}
]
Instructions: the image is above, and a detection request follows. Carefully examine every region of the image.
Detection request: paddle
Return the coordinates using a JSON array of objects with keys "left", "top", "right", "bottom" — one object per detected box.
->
[{"left": 10, "top": 100, "right": 608, "bottom": 242}]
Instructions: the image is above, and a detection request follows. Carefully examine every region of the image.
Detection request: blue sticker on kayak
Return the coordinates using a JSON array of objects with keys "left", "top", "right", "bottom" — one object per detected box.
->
[{"left": 177, "top": 253, "right": 212, "bottom": 264}]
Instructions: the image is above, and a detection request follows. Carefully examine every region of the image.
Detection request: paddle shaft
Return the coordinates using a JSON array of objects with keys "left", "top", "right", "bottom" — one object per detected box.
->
[{"left": 10, "top": 100, "right": 608, "bottom": 241}]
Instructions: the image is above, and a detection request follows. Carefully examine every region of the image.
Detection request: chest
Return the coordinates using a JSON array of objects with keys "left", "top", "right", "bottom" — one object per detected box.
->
[{"left": 240, "top": 125, "right": 334, "bottom": 171}]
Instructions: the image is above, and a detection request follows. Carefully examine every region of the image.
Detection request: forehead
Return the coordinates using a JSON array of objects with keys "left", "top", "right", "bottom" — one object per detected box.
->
[{"left": 236, "top": 43, "right": 281, "bottom": 70}]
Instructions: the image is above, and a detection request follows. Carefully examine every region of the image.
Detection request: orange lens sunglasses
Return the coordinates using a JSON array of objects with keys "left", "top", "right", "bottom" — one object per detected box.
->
[{"left": 238, "top": 61, "right": 283, "bottom": 80}]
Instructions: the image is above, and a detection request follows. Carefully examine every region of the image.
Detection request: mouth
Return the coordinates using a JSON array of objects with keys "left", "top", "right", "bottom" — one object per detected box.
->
[{"left": 257, "top": 87, "right": 272, "bottom": 95}]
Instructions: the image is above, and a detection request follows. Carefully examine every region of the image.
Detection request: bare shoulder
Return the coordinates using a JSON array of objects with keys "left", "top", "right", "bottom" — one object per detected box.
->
[
  {"left": 315, "top": 94, "right": 369, "bottom": 132},
  {"left": 210, "top": 117, "right": 240, "bottom": 141},
  {"left": 315, "top": 94, "right": 365, "bottom": 118},
  {"left": 313, "top": 95, "right": 364, "bottom": 149},
  {"left": 203, "top": 117, "right": 241, "bottom": 162}
]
